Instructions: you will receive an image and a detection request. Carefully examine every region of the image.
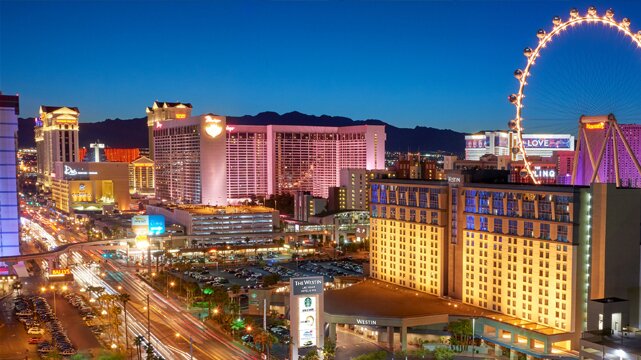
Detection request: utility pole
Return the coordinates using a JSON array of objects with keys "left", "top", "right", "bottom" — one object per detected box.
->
[{"left": 146, "top": 294, "right": 151, "bottom": 344}]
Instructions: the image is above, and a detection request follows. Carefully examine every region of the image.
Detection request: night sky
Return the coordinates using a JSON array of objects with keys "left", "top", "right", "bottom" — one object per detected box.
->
[{"left": 3, "top": 1, "right": 641, "bottom": 133}]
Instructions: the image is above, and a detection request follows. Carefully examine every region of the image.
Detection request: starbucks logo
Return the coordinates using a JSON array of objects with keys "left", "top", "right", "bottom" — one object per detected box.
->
[{"left": 304, "top": 297, "right": 312, "bottom": 307}]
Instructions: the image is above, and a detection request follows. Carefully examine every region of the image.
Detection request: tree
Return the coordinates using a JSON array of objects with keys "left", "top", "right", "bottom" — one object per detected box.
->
[
  {"left": 434, "top": 347, "right": 455, "bottom": 360},
  {"left": 230, "top": 317, "right": 246, "bottom": 338},
  {"left": 118, "top": 293, "right": 131, "bottom": 356},
  {"left": 262, "top": 273, "right": 281, "bottom": 287},
  {"left": 133, "top": 335, "right": 144, "bottom": 360},
  {"left": 353, "top": 351, "right": 387, "bottom": 360},
  {"left": 323, "top": 340, "right": 336, "bottom": 360},
  {"left": 301, "top": 350, "right": 320, "bottom": 360},
  {"left": 253, "top": 330, "right": 277, "bottom": 359},
  {"left": 447, "top": 319, "right": 472, "bottom": 352}
]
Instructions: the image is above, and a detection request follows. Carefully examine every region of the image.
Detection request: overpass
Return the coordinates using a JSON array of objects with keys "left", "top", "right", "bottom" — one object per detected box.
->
[{"left": 0, "top": 228, "right": 337, "bottom": 264}]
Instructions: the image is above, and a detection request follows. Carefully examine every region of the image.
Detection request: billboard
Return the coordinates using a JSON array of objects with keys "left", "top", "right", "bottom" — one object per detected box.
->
[
  {"left": 298, "top": 296, "right": 317, "bottom": 347},
  {"left": 521, "top": 135, "right": 573, "bottom": 150},
  {"left": 131, "top": 215, "right": 165, "bottom": 236},
  {"left": 290, "top": 276, "right": 324, "bottom": 356}
]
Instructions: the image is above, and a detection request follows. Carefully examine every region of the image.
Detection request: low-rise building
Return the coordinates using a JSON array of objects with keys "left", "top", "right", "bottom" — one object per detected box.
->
[
  {"left": 51, "top": 161, "right": 131, "bottom": 213},
  {"left": 145, "top": 204, "right": 279, "bottom": 244}
]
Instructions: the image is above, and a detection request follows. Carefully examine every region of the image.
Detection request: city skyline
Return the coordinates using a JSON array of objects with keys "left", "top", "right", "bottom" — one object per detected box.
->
[{"left": 5, "top": 1, "right": 641, "bottom": 133}]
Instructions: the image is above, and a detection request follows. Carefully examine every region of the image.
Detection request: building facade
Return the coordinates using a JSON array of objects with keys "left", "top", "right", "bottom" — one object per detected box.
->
[
  {"left": 35, "top": 106, "right": 80, "bottom": 188},
  {"left": 146, "top": 204, "right": 278, "bottom": 244},
  {"left": 51, "top": 162, "right": 131, "bottom": 213},
  {"left": 294, "top": 191, "right": 328, "bottom": 222},
  {"left": 369, "top": 178, "right": 641, "bottom": 353},
  {"left": 226, "top": 124, "right": 386, "bottom": 199},
  {"left": 129, "top": 156, "right": 154, "bottom": 195},
  {"left": 0, "top": 94, "right": 20, "bottom": 260},
  {"left": 146, "top": 101, "right": 192, "bottom": 160},
  {"left": 153, "top": 114, "right": 227, "bottom": 205}
]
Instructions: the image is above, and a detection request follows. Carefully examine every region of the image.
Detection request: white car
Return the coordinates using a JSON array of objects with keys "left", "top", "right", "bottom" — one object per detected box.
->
[{"left": 27, "top": 327, "right": 45, "bottom": 335}]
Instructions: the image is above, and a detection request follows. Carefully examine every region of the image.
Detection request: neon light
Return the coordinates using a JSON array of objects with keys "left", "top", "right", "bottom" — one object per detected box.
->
[{"left": 586, "top": 122, "right": 605, "bottom": 130}]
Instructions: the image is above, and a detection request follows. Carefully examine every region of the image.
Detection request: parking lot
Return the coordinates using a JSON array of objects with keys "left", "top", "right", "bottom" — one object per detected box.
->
[{"left": 171, "top": 259, "right": 365, "bottom": 291}]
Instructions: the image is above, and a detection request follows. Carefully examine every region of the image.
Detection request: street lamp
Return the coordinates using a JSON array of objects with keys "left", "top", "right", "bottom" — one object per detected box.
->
[{"left": 616, "top": 349, "right": 626, "bottom": 360}]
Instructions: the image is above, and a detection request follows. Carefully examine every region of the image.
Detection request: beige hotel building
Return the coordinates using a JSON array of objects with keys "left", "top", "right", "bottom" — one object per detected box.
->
[{"left": 369, "top": 177, "right": 641, "bottom": 355}]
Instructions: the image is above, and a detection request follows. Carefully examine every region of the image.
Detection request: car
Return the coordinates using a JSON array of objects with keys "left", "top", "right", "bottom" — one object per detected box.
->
[
  {"left": 28, "top": 337, "right": 44, "bottom": 344},
  {"left": 241, "top": 334, "right": 253, "bottom": 343},
  {"left": 27, "top": 327, "right": 45, "bottom": 335}
]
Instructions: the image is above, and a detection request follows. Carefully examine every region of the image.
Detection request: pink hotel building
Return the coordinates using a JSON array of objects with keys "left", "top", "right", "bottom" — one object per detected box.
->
[{"left": 148, "top": 102, "right": 386, "bottom": 203}]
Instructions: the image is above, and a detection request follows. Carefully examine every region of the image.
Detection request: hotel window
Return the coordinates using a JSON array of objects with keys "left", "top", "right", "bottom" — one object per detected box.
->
[
  {"left": 419, "top": 188, "right": 429, "bottom": 208},
  {"left": 420, "top": 210, "right": 427, "bottom": 224},
  {"left": 408, "top": 189, "right": 417, "bottom": 207},
  {"left": 409, "top": 209, "right": 416, "bottom": 222},
  {"left": 371, "top": 184, "right": 380, "bottom": 204},
  {"left": 465, "top": 191, "right": 477, "bottom": 213},
  {"left": 508, "top": 220, "right": 518, "bottom": 235},
  {"left": 557, "top": 225, "right": 568, "bottom": 242},
  {"left": 431, "top": 212, "right": 439, "bottom": 225},
  {"left": 480, "top": 217, "right": 488, "bottom": 232},
  {"left": 524, "top": 222, "right": 534, "bottom": 237},
  {"left": 430, "top": 191, "right": 439, "bottom": 209},
  {"left": 540, "top": 223, "right": 550, "bottom": 240},
  {"left": 399, "top": 187, "right": 408, "bottom": 206},
  {"left": 372, "top": 205, "right": 378, "bottom": 218},
  {"left": 523, "top": 199, "right": 535, "bottom": 219},
  {"left": 507, "top": 194, "right": 519, "bottom": 217},
  {"left": 492, "top": 193, "right": 504, "bottom": 215},
  {"left": 466, "top": 216, "right": 475, "bottom": 230},
  {"left": 399, "top": 208, "right": 406, "bottom": 221},
  {"left": 494, "top": 218, "right": 503, "bottom": 234},
  {"left": 539, "top": 197, "right": 552, "bottom": 221},
  {"left": 555, "top": 196, "right": 571, "bottom": 222},
  {"left": 478, "top": 191, "right": 490, "bottom": 214},
  {"left": 389, "top": 187, "right": 397, "bottom": 204}
]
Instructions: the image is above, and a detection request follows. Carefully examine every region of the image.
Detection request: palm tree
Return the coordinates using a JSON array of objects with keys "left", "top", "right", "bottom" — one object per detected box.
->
[
  {"left": 133, "top": 335, "right": 144, "bottom": 360},
  {"left": 118, "top": 293, "right": 131, "bottom": 356},
  {"left": 254, "top": 330, "right": 277, "bottom": 359}
]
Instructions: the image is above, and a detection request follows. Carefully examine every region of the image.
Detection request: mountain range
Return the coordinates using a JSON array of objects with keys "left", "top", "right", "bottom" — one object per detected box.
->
[{"left": 17, "top": 111, "right": 466, "bottom": 154}]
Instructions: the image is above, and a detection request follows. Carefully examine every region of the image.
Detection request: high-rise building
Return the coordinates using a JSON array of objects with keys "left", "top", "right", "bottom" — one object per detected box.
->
[
  {"left": 153, "top": 114, "right": 227, "bottom": 205},
  {"left": 226, "top": 124, "right": 386, "bottom": 199},
  {"left": 328, "top": 169, "right": 395, "bottom": 211},
  {"left": 294, "top": 191, "right": 328, "bottom": 222},
  {"left": 0, "top": 93, "right": 20, "bottom": 261},
  {"left": 369, "top": 177, "right": 641, "bottom": 352},
  {"left": 35, "top": 106, "right": 80, "bottom": 188},
  {"left": 146, "top": 101, "right": 192, "bottom": 160},
  {"left": 129, "top": 156, "right": 154, "bottom": 195},
  {"left": 104, "top": 148, "right": 140, "bottom": 163}
]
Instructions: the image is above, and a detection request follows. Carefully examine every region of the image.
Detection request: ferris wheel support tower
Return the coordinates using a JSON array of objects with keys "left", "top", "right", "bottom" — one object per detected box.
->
[{"left": 571, "top": 114, "right": 641, "bottom": 187}]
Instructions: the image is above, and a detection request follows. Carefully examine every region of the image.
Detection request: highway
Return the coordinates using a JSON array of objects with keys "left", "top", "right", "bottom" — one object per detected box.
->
[{"left": 17, "top": 204, "right": 259, "bottom": 360}]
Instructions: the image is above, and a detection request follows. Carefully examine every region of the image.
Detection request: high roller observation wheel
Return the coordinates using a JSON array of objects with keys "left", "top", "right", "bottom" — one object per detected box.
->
[{"left": 508, "top": 6, "right": 641, "bottom": 184}]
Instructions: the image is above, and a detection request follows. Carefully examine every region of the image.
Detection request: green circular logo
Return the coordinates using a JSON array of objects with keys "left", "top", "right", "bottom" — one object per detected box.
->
[{"left": 304, "top": 297, "right": 312, "bottom": 307}]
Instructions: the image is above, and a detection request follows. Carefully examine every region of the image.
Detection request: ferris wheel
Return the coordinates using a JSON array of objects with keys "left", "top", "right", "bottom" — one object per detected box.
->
[{"left": 509, "top": 6, "right": 641, "bottom": 184}]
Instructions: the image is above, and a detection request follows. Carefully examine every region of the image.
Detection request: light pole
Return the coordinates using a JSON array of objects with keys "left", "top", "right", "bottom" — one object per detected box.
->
[
  {"left": 471, "top": 317, "right": 475, "bottom": 359},
  {"left": 175, "top": 332, "right": 193, "bottom": 360}
]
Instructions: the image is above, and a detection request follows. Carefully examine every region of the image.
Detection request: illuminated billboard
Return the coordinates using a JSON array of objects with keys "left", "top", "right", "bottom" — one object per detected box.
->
[
  {"left": 290, "top": 276, "right": 324, "bottom": 354},
  {"left": 298, "top": 296, "right": 317, "bottom": 347},
  {"left": 131, "top": 215, "right": 165, "bottom": 236},
  {"left": 521, "top": 135, "right": 573, "bottom": 150}
]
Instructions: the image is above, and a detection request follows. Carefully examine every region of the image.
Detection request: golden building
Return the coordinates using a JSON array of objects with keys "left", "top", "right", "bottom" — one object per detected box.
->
[
  {"left": 35, "top": 106, "right": 80, "bottom": 188},
  {"left": 367, "top": 178, "right": 622, "bottom": 352},
  {"left": 129, "top": 156, "right": 154, "bottom": 195}
]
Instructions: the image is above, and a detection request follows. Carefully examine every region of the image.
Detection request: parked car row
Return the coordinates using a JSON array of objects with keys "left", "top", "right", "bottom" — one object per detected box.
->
[
  {"left": 261, "top": 265, "right": 302, "bottom": 279},
  {"left": 269, "top": 325, "right": 291, "bottom": 344},
  {"left": 332, "top": 260, "right": 364, "bottom": 274},
  {"left": 64, "top": 292, "right": 96, "bottom": 321},
  {"left": 14, "top": 295, "right": 77, "bottom": 356}
]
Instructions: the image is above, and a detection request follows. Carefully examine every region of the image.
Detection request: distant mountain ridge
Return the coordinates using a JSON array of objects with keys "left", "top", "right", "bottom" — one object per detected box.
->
[{"left": 18, "top": 111, "right": 465, "bottom": 154}]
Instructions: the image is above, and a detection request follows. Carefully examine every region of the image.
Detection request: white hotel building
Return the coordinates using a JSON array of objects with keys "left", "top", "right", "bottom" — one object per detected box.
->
[
  {"left": 149, "top": 103, "right": 386, "bottom": 203},
  {"left": 465, "top": 130, "right": 574, "bottom": 161}
]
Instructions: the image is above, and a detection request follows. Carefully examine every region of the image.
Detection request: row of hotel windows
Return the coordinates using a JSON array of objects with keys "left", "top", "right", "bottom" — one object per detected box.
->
[
  {"left": 371, "top": 205, "right": 440, "bottom": 224},
  {"left": 464, "top": 191, "right": 572, "bottom": 222},
  {"left": 371, "top": 184, "right": 443, "bottom": 209},
  {"left": 465, "top": 217, "right": 569, "bottom": 242}
]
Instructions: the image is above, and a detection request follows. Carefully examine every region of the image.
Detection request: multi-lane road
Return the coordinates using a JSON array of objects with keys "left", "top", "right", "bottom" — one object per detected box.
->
[{"left": 14, "top": 204, "right": 260, "bottom": 360}]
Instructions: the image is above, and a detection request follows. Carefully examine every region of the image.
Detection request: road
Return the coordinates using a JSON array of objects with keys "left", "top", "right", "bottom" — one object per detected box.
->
[
  {"left": 72, "top": 251, "right": 258, "bottom": 360},
  {"left": 16, "top": 203, "right": 260, "bottom": 360}
]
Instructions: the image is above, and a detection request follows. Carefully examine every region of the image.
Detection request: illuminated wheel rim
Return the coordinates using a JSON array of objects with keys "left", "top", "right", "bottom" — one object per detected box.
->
[{"left": 509, "top": 7, "right": 641, "bottom": 184}]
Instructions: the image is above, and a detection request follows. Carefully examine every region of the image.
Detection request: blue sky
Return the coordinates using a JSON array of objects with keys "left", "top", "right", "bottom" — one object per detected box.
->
[{"left": 2, "top": 1, "right": 641, "bottom": 132}]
